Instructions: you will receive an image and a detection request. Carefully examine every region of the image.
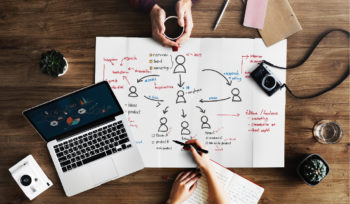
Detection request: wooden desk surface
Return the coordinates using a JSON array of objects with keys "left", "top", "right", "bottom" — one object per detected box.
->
[{"left": 0, "top": 0, "right": 349, "bottom": 203}]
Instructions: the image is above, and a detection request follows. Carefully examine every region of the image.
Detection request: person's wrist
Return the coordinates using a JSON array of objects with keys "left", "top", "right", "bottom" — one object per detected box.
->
[
  {"left": 166, "top": 199, "right": 180, "bottom": 204},
  {"left": 178, "top": 0, "right": 192, "bottom": 6},
  {"left": 201, "top": 163, "right": 214, "bottom": 175}
]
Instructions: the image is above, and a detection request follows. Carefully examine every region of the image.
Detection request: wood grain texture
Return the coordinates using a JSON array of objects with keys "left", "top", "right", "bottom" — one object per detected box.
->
[{"left": 0, "top": 0, "right": 348, "bottom": 203}]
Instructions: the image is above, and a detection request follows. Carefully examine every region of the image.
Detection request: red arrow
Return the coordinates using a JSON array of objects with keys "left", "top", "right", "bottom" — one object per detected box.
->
[
  {"left": 216, "top": 113, "right": 240, "bottom": 117},
  {"left": 122, "top": 76, "right": 130, "bottom": 85}
]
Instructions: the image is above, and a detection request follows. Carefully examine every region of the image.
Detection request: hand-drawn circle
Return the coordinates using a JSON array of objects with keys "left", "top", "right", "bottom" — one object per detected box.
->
[
  {"left": 129, "top": 86, "right": 137, "bottom": 93},
  {"left": 201, "top": 116, "right": 208, "bottom": 123},
  {"left": 177, "top": 90, "right": 185, "bottom": 97},
  {"left": 231, "top": 88, "right": 240, "bottom": 96},
  {"left": 175, "top": 55, "right": 186, "bottom": 65},
  {"left": 160, "top": 117, "right": 167, "bottom": 124},
  {"left": 181, "top": 121, "right": 189, "bottom": 128}
]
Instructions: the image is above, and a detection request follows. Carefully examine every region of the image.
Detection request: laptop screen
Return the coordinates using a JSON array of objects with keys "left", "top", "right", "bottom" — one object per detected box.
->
[{"left": 24, "top": 81, "right": 123, "bottom": 142}]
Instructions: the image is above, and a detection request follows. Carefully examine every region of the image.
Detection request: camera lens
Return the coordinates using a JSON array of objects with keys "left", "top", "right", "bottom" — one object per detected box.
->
[
  {"left": 20, "top": 175, "right": 32, "bottom": 186},
  {"left": 262, "top": 75, "right": 276, "bottom": 90}
]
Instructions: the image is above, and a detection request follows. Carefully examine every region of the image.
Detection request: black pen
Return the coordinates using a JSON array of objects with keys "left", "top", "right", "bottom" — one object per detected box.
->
[{"left": 173, "top": 140, "right": 209, "bottom": 154}]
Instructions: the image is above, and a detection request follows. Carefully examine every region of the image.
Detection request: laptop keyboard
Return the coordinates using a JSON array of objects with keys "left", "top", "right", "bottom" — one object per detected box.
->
[{"left": 53, "top": 121, "right": 132, "bottom": 173}]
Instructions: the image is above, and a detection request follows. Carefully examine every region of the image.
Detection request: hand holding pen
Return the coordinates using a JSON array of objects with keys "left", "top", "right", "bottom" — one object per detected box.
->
[
  {"left": 181, "top": 139, "right": 213, "bottom": 173},
  {"left": 168, "top": 139, "right": 229, "bottom": 204},
  {"left": 173, "top": 140, "right": 209, "bottom": 154}
]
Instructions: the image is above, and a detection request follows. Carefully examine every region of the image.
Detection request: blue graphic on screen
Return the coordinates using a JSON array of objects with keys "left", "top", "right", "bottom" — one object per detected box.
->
[{"left": 25, "top": 83, "right": 121, "bottom": 141}]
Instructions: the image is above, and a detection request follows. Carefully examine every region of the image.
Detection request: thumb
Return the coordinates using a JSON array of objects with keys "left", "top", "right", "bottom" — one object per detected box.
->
[
  {"left": 189, "top": 182, "right": 197, "bottom": 193},
  {"left": 159, "top": 22, "right": 166, "bottom": 34},
  {"left": 176, "top": 4, "right": 185, "bottom": 27},
  {"left": 190, "top": 146, "right": 201, "bottom": 164},
  {"left": 159, "top": 11, "right": 166, "bottom": 33}
]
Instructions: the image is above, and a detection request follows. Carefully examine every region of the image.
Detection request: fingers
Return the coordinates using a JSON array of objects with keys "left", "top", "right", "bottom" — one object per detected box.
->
[
  {"left": 189, "top": 145, "right": 202, "bottom": 164},
  {"left": 178, "top": 170, "right": 200, "bottom": 190},
  {"left": 154, "top": 33, "right": 178, "bottom": 47},
  {"left": 152, "top": 19, "right": 178, "bottom": 47},
  {"left": 151, "top": 5, "right": 178, "bottom": 47},
  {"left": 176, "top": 12, "right": 193, "bottom": 44},
  {"left": 176, "top": 2, "right": 185, "bottom": 27},
  {"left": 181, "top": 170, "right": 199, "bottom": 183},
  {"left": 179, "top": 170, "right": 193, "bottom": 182},
  {"left": 185, "top": 139, "right": 205, "bottom": 149},
  {"left": 189, "top": 181, "right": 198, "bottom": 192},
  {"left": 158, "top": 19, "right": 166, "bottom": 34},
  {"left": 175, "top": 171, "right": 186, "bottom": 182},
  {"left": 186, "top": 176, "right": 200, "bottom": 190}
]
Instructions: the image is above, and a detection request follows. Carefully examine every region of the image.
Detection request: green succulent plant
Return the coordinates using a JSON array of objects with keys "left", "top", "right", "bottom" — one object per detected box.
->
[
  {"left": 40, "top": 50, "right": 67, "bottom": 77},
  {"left": 301, "top": 159, "right": 327, "bottom": 183}
]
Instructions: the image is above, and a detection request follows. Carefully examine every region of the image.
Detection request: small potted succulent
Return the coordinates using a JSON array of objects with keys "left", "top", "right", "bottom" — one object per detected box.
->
[
  {"left": 40, "top": 50, "right": 68, "bottom": 77},
  {"left": 297, "top": 154, "right": 329, "bottom": 186}
]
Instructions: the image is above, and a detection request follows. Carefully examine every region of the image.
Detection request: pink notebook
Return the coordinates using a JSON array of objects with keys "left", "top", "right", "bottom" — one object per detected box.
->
[{"left": 243, "top": 0, "right": 269, "bottom": 29}]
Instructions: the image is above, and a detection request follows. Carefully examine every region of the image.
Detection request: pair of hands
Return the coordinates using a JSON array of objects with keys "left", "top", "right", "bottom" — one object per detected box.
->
[
  {"left": 167, "top": 139, "right": 213, "bottom": 204},
  {"left": 151, "top": 3, "right": 198, "bottom": 202},
  {"left": 150, "top": 0, "right": 193, "bottom": 48}
]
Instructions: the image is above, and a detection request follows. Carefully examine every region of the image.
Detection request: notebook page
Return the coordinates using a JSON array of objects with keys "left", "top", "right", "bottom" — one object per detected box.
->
[
  {"left": 184, "top": 161, "right": 263, "bottom": 204},
  {"left": 227, "top": 173, "right": 264, "bottom": 204},
  {"left": 184, "top": 161, "right": 233, "bottom": 204}
]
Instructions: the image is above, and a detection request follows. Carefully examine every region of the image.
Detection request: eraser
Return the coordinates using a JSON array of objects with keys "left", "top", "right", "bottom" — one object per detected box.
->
[{"left": 243, "top": 0, "right": 269, "bottom": 30}]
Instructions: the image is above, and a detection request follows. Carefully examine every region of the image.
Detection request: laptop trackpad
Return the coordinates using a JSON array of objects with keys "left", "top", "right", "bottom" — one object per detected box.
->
[{"left": 88, "top": 158, "right": 118, "bottom": 185}]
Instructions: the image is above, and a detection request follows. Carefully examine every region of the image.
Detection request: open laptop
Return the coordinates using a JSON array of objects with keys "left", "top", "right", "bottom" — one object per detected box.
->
[{"left": 23, "top": 81, "right": 144, "bottom": 196}]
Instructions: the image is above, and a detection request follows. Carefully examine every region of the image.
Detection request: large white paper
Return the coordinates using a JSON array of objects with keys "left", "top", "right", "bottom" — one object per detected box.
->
[{"left": 95, "top": 37, "right": 286, "bottom": 167}]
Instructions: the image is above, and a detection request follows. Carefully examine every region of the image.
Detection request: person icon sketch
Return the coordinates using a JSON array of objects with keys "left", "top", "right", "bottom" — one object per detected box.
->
[
  {"left": 158, "top": 117, "right": 168, "bottom": 132},
  {"left": 176, "top": 90, "right": 186, "bottom": 103},
  {"left": 181, "top": 121, "right": 191, "bottom": 135},
  {"left": 231, "top": 88, "right": 242, "bottom": 102},
  {"left": 201, "top": 115, "right": 211, "bottom": 129},
  {"left": 128, "top": 86, "right": 138, "bottom": 97},
  {"left": 173, "top": 55, "right": 186, "bottom": 73}
]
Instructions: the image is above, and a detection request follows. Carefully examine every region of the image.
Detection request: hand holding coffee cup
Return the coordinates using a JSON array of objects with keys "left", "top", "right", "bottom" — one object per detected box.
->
[
  {"left": 163, "top": 16, "right": 185, "bottom": 41},
  {"left": 150, "top": 0, "right": 193, "bottom": 48},
  {"left": 150, "top": 4, "right": 179, "bottom": 47},
  {"left": 174, "top": 0, "right": 193, "bottom": 44}
]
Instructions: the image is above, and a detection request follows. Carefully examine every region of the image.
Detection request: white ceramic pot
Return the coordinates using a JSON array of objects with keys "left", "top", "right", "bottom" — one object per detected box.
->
[{"left": 58, "top": 57, "right": 69, "bottom": 77}]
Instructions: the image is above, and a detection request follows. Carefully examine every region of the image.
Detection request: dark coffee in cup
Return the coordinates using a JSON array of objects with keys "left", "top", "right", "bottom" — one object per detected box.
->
[{"left": 164, "top": 16, "right": 184, "bottom": 40}]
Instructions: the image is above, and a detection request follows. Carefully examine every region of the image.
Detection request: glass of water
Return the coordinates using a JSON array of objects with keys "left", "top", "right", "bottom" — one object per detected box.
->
[{"left": 313, "top": 120, "right": 343, "bottom": 144}]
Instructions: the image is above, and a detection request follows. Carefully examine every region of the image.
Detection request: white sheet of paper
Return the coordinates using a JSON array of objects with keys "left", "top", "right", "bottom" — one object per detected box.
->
[
  {"left": 184, "top": 160, "right": 264, "bottom": 204},
  {"left": 95, "top": 37, "right": 286, "bottom": 167}
]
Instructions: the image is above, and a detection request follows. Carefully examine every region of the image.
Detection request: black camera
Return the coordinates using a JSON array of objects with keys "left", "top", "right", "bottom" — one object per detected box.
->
[{"left": 250, "top": 63, "right": 282, "bottom": 96}]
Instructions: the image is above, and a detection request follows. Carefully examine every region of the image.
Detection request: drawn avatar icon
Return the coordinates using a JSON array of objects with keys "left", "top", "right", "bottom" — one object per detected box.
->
[
  {"left": 176, "top": 90, "right": 186, "bottom": 103},
  {"left": 173, "top": 55, "right": 186, "bottom": 73},
  {"left": 201, "top": 115, "right": 211, "bottom": 129},
  {"left": 158, "top": 117, "right": 168, "bottom": 132},
  {"left": 181, "top": 121, "right": 191, "bottom": 135},
  {"left": 231, "top": 88, "right": 242, "bottom": 102},
  {"left": 128, "top": 86, "right": 138, "bottom": 97}
]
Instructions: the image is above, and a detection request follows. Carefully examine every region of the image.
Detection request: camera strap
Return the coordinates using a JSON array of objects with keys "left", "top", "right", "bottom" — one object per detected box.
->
[{"left": 262, "top": 28, "right": 349, "bottom": 99}]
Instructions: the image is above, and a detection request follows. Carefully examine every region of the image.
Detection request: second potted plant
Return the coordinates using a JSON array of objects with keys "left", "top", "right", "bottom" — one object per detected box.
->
[{"left": 297, "top": 154, "right": 330, "bottom": 186}]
